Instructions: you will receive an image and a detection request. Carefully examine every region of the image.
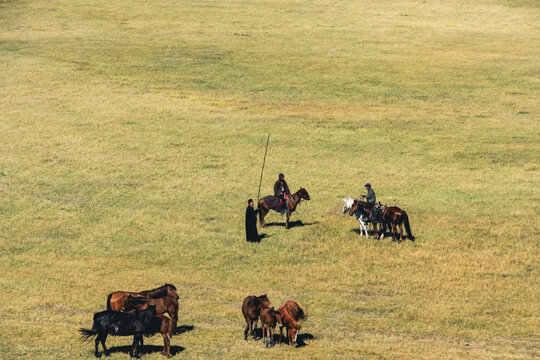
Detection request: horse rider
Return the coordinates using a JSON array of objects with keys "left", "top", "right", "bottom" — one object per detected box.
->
[
  {"left": 274, "top": 173, "right": 291, "bottom": 213},
  {"left": 361, "top": 183, "right": 382, "bottom": 225},
  {"left": 361, "top": 183, "right": 376, "bottom": 205}
]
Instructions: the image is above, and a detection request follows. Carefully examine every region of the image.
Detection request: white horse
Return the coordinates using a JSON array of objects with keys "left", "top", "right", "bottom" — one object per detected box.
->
[{"left": 342, "top": 197, "right": 369, "bottom": 238}]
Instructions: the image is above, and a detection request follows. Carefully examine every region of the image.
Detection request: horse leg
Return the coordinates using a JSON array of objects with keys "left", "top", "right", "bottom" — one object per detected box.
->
[
  {"left": 286, "top": 212, "right": 291, "bottom": 229},
  {"left": 278, "top": 326, "right": 283, "bottom": 347},
  {"left": 162, "top": 332, "right": 170, "bottom": 358},
  {"left": 100, "top": 333, "right": 110, "bottom": 357},
  {"left": 259, "top": 202, "right": 268, "bottom": 228},
  {"left": 244, "top": 318, "right": 250, "bottom": 340},
  {"left": 94, "top": 333, "right": 102, "bottom": 358},
  {"left": 254, "top": 318, "right": 259, "bottom": 340},
  {"left": 373, "top": 223, "right": 378, "bottom": 239},
  {"left": 132, "top": 334, "right": 141, "bottom": 359},
  {"left": 139, "top": 336, "right": 144, "bottom": 355},
  {"left": 399, "top": 223, "right": 403, "bottom": 242}
]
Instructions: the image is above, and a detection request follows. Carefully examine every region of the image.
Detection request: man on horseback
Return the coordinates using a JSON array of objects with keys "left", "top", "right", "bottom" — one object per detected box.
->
[
  {"left": 361, "top": 183, "right": 376, "bottom": 205},
  {"left": 274, "top": 173, "right": 291, "bottom": 214}
]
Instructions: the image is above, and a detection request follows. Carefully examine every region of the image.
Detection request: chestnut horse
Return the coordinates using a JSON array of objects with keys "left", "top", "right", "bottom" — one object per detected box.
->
[
  {"left": 278, "top": 300, "right": 306, "bottom": 347},
  {"left": 258, "top": 188, "right": 311, "bottom": 229},
  {"left": 242, "top": 294, "right": 273, "bottom": 341},
  {"left": 381, "top": 206, "right": 415, "bottom": 242},
  {"left": 106, "top": 284, "right": 178, "bottom": 312}
]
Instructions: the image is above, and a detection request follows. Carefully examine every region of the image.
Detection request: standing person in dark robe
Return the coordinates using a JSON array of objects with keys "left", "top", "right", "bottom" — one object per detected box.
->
[
  {"left": 273, "top": 173, "right": 291, "bottom": 213},
  {"left": 245, "top": 199, "right": 259, "bottom": 242}
]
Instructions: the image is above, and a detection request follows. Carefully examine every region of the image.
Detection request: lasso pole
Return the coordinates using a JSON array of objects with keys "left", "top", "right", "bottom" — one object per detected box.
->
[{"left": 256, "top": 133, "right": 270, "bottom": 201}]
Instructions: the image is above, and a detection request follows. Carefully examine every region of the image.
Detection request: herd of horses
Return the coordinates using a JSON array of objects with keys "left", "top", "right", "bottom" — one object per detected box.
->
[
  {"left": 242, "top": 295, "right": 306, "bottom": 348},
  {"left": 80, "top": 284, "right": 179, "bottom": 358},
  {"left": 80, "top": 285, "right": 307, "bottom": 358}
]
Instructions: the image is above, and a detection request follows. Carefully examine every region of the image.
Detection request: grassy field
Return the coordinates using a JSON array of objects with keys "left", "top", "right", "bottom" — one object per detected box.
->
[{"left": 1, "top": 0, "right": 539, "bottom": 358}]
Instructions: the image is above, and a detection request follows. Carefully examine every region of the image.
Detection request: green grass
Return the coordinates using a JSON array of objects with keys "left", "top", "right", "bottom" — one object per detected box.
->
[{"left": 0, "top": 0, "right": 539, "bottom": 359}]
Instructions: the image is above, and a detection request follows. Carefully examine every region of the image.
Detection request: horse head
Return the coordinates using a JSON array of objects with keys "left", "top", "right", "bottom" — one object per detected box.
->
[
  {"left": 291, "top": 323, "right": 302, "bottom": 344},
  {"left": 298, "top": 188, "right": 310, "bottom": 201},
  {"left": 165, "top": 283, "right": 179, "bottom": 300},
  {"left": 348, "top": 200, "right": 359, "bottom": 216},
  {"left": 342, "top": 197, "right": 354, "bottom": 214},
  {"left": 257, "top": 294, "right": 274, "bottom": 311}
]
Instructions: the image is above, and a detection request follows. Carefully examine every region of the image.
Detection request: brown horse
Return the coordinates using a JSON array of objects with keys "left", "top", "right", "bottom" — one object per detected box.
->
[
  {"left": 260, "top": 308, "right": 282, "bottom": 348},
  {"left": 242, "top": 294, "right": 273, "bottom": 341},
  {"left": 106, "top": 284, "right": 178, "bottom": 312},
  {"left": 148, "top": 296, "right": 179, "bottom": 334},
  {"left": 124, "top": 296, "right": 174, "bottom": 358},
  {"left": 278, "top": 300, "right": 306, "bottom": 347},
  {"left": 381, "top": 206, "right": 415, "bottom": 242},
  {"left": 258, "top": 188, "right": 311, "bottom": 229}
]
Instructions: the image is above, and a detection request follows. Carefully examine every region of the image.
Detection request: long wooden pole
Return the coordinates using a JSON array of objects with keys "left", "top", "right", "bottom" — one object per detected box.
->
[{"left": 257, "top": 133, "right": 270, "bottom": 201}]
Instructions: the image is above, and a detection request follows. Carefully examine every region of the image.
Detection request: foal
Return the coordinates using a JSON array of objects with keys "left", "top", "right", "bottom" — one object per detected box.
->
[{"left": 260, "top": 308, "right": 282, "bottom": 348}]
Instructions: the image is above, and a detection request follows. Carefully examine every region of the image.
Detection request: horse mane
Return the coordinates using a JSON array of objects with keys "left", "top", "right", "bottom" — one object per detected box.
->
[
  {"left": 165, "top": 283, "right": 177, "bottom": 291},
  {"left": 141, "top": 285, "right": 167, "bottom": 298}
]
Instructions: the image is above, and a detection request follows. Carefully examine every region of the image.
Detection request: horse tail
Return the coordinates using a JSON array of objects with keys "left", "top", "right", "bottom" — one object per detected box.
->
[
  {"left": 106, "top": 293, "right": 113, "bottom": 311},
  {"left": 403, "top": 211, "right": 415, "bottom": 241},
  {"left": 79, "top": 328, "right": 97, "bottom": 341}
]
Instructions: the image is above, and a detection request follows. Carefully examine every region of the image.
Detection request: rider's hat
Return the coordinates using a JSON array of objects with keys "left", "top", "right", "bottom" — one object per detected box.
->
[
  {"left": 248, "top": 199, "right": 254, "bottom": 204},
  {"left": 279, "top": 173, "right": 284, "bottom": 178},
  {"left": 364, "top": 183, "right": 371, "bottom": 187}
]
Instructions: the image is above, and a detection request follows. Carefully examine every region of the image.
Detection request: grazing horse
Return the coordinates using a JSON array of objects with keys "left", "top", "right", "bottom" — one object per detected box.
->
[
  {"left": 260, "top": 308, "right": 282, "bottom": 348},
  {"left": 107, "top": 284, "right": 178, "bottom": 312},
  {"left": 277, "top": 300, "right": 306, "bottom": 347},
  {"left": 242, "top": 294, "right": 274, "bottom": 341},
  {"left": 381, "top": 206, "right": 415, "bottom": 242},
  {"left": 342, "top": 197, "right": 369, "bottom": 238},
  {"left": 258, "top": 188, "right": 311, "bottom": 229},
  {"left": 79, "top": 304, "right": 157, "bottom": 359}
]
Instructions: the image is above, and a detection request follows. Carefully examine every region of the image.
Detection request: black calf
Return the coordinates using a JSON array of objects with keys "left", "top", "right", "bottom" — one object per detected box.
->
[{"left": 80, "top": 305, "right": 157, "bottom": 359}]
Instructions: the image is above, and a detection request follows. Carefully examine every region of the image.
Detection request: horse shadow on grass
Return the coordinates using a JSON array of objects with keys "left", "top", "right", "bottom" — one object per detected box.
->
[
  {"left": 107, "top": 345, "right": 185, "bottom": 357},
  {"left": 250, "top": 330, "right": 314, "bottom": 348},
  {"left": 264, "top": 220, "right": 318, "bottom": 228},
  {"left": 350, "top": 228, "right": 410, "bottom": 241},
  {"left": 350, "top": 228, "right": 389, "bottom": 238},
  {"left": 268, "top": 332, "right": 314, "bottom": 348},
  {"left": 107, "top": 325, "right": 194, "bottom": 357}
]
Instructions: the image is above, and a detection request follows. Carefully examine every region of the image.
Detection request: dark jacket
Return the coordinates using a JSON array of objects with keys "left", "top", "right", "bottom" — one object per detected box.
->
[
  {"left": 274, "top": 179, "right": 291, "bottom": 198},
  {"left": 363, "top": 188, "right": 376, "bottom": 204}
]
